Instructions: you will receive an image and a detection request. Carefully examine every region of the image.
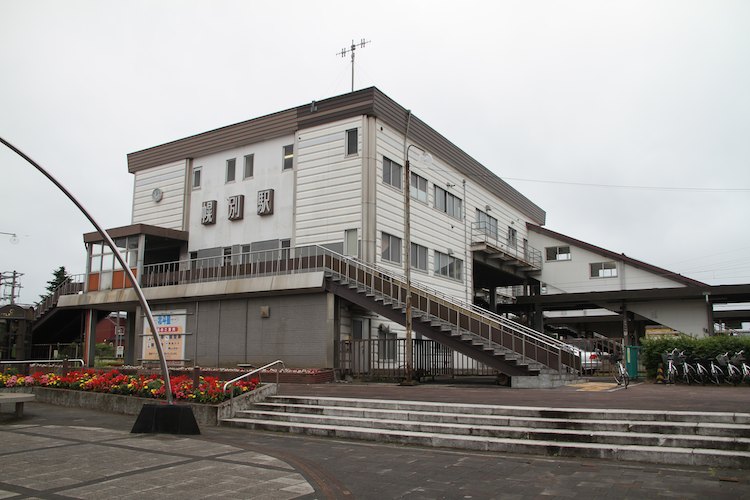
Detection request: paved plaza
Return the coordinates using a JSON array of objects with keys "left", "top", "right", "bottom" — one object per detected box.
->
[{"left": 2, "top": 381, "right": 750, "bottom": 499}]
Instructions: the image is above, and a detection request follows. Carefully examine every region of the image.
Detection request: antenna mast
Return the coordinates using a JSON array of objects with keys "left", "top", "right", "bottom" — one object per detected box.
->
[{"left": 337, "top": 38, "right": 371, "bottom": 92}]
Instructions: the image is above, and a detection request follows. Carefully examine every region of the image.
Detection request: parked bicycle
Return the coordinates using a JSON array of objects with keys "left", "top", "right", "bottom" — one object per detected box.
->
[
  {"left": 707, "top": 355, "right": 725, "bottom": 385},
  {"left": 676, "top": 350, "right": 697, "bottom": 385},
  {"left": 610, "top": 352, "right": 629, "bottom": 388},
  {"left": 662, "top": 349, "right": 679, "bottom": 384},
  {"left": 718, "top": 352, "right": 743, "bottom": 385},
  {"left": 732, "top": 350, "right": 750, "bottom": 385}
]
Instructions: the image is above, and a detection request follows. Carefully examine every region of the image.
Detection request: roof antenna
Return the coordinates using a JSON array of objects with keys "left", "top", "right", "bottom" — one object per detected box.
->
[{"left": 336, "top": 38, "right": 371, "bottom": 92}]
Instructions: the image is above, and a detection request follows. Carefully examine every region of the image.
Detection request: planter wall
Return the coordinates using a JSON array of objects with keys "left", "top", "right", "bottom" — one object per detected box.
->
[{"left": 0, "top": 383, "right": 277, "bottom": 426}]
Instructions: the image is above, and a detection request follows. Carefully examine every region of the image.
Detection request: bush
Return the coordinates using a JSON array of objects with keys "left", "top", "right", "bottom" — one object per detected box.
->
[{"left": 640, "top": 335, "right": 750, "bottom": 378}]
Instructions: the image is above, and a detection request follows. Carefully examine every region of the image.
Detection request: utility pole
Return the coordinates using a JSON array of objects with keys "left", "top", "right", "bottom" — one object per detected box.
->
[
  {"left": 1, "top": 271, "right": 23, "bottom": 305},
  {"left": 336, "top": 38, "right": 371, "bottom": 92}
]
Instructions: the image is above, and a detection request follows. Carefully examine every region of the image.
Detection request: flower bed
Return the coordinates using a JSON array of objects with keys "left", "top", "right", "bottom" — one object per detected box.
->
[{"left": 0, "top": 369, "right": 259, "bottom": 404}]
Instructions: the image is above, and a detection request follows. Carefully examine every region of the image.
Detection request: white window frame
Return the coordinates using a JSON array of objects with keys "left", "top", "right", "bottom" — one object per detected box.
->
[
  {"left": 590, "top": 261, "right": 618, "bottom": 278},
  {"left": 545, "top": 246, "right": 571, "bottom": 261},
  {"left": 192, "top": 167, "right": 202, "bottom": 190},
  {"left": 282, "top": 144, "right": 294, "bottom": 171},
  {"left": 383, "top": 157, "right": 403, "bottom": 190},
  {"left": 225, "top": 158, "right": 236, "bottom": 183},
  {"left": 476, "top": 209, "right": 498, "bottom": 239},
  {"left": 243, "top": 154, "right": 254, "bottom": 179},
  {"left": 345, "top": 128, "right": 358, "bottom": 156},
  {"left": 434, "top": 251, "right": 463, "bottom": 280},
  {"left": 410, "top": 172, "right": 428, "bottom": 203},
  {"left": 410, "top": 242, "right": 428, "bottom": 272},
  {"left": 381, "top": 232, "right": 402, "bottom": 264},
  {"left": 434, "top": 186, "right": 462, "bottom": 219}
]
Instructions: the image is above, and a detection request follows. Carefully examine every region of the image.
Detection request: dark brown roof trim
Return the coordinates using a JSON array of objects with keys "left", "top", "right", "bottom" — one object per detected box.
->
[
  {"left": 127, "top": 87, "right": 545, "bottom": 224},
  {"left": 527, "top": 223, "right": 708, "bottom": 288},
  {"left": 84, "top": 224, "right": 189, "bottom": 244}
]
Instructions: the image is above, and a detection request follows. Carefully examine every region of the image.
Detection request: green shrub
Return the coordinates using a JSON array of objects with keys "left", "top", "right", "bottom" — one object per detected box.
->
[{"left": 640, "top": 335, "right": 750, "bottom": 378}]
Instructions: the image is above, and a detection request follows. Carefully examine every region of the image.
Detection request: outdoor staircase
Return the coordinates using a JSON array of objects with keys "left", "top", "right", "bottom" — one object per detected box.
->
[
  {"left": 222, "top": 395, "right": 750, "bottom": 468},
  {"left": 321, "top": 252, "right": 580, "bottom": 384}
]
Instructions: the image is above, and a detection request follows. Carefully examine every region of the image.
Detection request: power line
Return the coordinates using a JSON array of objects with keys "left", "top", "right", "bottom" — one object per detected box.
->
[{"left": 500, "top": 177, "right": 750, "bottom": 192}]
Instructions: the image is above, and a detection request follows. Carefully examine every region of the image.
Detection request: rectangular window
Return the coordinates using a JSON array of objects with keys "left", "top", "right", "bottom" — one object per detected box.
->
[
  {"left": 223, "top": 247, "right": 232, "bottom": 266},
  {"left": 381, "top": 232, "right": 402, "bottom": 264},
  {"left": 507, "top": 227, "right": 518, "bottom": 248},
  {"left": 226, "top": 158, "right": 236, "bottom": 183},
  {"left": 476, "top": 209, "right": 498, "bottom": 239},
  {"left": 378, "top": 326, "right": 396, "bottom": 361},
  {"left": 590, "top": 261, "right": 618, "bottom": 278},
  {"left": 243, "top": 154, "right": 254, "bottom": 179},
  {"left": 435, "top": 186, "right": 462, "bottom": 218},
  {"left": 434, "top": 251, "right": 463, "bottom": 280},
  {"left": 411, "top": 242, "right": 428, "bottom": 271},
  {"left": 280, "top": 238, "right": 291, "bottom": 260},
  {"left": 240, "top": 245, "right": 251, "bottom": 265},
  {"left": 410, "top": 172, "right": 428, "bottom": 203},
  {"left": 383, "top": 157, "right": 402, "bottom": 190},
  {"left": 346, "top": 128, "right": 358, "bottom": 156},
  {"left": 283, "top": 144, "right": 294, "bottom": 170},
  {"left": 192, "top": 167, "right": 202, "bottom": 190},
  {"left": 545, "top": 246, "right": 571, "bottom": 261}
]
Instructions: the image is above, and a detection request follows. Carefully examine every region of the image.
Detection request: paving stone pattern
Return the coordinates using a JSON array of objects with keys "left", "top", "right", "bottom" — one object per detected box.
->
[{"left": 2, "top": 381, "right": 750, "bottom": 499}]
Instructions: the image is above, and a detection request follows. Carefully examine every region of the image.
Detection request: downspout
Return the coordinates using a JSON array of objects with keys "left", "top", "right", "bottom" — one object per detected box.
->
[{"left": 463, "top": 179, "right": 469, "bottom": 302}]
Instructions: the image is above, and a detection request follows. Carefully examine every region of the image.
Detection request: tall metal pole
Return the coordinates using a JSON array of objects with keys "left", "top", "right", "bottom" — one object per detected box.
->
[{"left": 0, "top": 136, "right": 174, "bottom": 404}]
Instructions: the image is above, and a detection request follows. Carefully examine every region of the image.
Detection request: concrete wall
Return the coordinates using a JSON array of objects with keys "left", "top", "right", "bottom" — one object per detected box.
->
[{"left": 135, "top": 292, "right": 334, "bottom": 368}]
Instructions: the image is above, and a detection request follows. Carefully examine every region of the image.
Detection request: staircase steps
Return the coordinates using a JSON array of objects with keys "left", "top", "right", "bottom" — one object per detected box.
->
[{"left": 222, "top": 396, "right": 750, "bottom": 468}]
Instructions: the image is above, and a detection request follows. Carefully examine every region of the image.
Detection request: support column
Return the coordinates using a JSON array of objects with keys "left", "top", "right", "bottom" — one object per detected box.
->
[{"left": 84, "top": 309, "right": 97, "bottom": 367}]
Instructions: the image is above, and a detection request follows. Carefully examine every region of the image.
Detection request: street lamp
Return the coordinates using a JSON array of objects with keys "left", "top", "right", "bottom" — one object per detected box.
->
[{"left": 403, "top": 143, "right": 432, "bottom": 385}]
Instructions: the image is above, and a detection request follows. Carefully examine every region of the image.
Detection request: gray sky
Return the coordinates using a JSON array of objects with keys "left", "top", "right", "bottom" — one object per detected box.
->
[{"left": 2, "top": 0, "right": 749, "bottom": 305}]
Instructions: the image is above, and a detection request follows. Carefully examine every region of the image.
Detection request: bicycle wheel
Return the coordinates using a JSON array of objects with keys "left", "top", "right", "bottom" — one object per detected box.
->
[
  {"left": 728, "top": 368, "right": 742, "bottom": 386},
  {"left": 694, "top": 364, "right": 708, "bottom": 385},
  {"left": 666, "top": 367, "right": 676, "bottom": 385},
  {"left": 711, "top": 367, "right": 723, "bottom": 385},
  {"left": 613, "top": 366, "right": 624, "bottom": 386},
  {"left": 622, "top": 369, "right": 629, "bottom": 389},
  {"left": 682, "top": 365, "right": 693, "bottom": 385}
]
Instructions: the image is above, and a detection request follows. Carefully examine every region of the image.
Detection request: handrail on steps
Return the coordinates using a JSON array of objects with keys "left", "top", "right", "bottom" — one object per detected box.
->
[{"left": 223, "top": 359, "right": 285, "bottom": 414}]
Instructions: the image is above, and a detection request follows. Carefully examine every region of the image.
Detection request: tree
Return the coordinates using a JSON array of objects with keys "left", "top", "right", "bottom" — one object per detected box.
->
[{"left": 40, "top": 266, "right": 70, "bottom": 301}]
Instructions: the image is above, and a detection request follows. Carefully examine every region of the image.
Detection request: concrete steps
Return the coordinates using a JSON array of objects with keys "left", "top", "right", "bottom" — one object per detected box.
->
[{"left": 222, "top": 396, "right": 750, "bottom": 468}]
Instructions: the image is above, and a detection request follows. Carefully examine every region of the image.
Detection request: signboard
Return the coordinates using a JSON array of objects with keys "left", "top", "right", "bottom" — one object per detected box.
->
[
  {"left": 228, "top": 194, "right": 244, "bottom": 220},
  {"left": 257, "top": 189, "right": 274, "bottom": 215},
  {"left": 142, "top": 309, "right": 186, "bottom": 365},
  {"left": 201, "top": 200, "right": 217, "bottom": 225}
]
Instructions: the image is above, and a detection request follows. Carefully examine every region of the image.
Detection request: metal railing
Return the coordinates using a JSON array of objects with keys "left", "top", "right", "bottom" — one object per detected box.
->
[
  {"left": 340, "top": 338, "right": 498, "bottom": 380},
  {"left": 0, "top": 359, "right": 84, "bottom": 367},
  {"left": 222, "top": 359, "right": 285, "bottom": 413},
  {"left": 34, "top": 275, "right": 85, "bottom": 320},
  {"left": 51, "top": 244, "right": 579, "bottom": 373},
  {"left": 30, "top": 343, "right": 82, "bottom": 360},
  {"left": 470, "top": 222, "right": 542, "bottom": 270}
]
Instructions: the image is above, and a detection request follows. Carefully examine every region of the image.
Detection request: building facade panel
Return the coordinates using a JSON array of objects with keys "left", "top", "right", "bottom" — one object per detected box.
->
[
  {"left": 132, "top": 160, "right": 187, "bottom": 230},
  {"left": 295, "top": 117, "right": 363, "bottom": 248}
]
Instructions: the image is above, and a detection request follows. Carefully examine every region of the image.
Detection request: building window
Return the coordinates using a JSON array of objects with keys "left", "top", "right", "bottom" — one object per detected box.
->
[
  {"left": 383, "top": 157, "right": 402, "bottom": 190},
  {"left": 280, "top": 239, "right": 291, "bottom": 260},
  {"left": 590, "top": 261, "right": 618, "bottom": 278},
  {"left": 381, "top": 232, "right": 402, "bottom": 264},
  {"left": 410, "top": 172, "right": 428, "bottom": 203},
  {"left": 346, "top": 128, "right": 358, "bottom": 156},
  {"left": 226, "top": 158, "right": 236, "bottom": 183},
  {"left": 345, "top": 228, "right": 358, "bottom": 257},
  {"left": 434, "top": 251, "right": 463, "bottom": 280},
  {"left": 411, "top": 242, "right": 428, "bottom": 271},
  {"left": 223, "top": 247, "right": 232, "bottom": 266},
  {"left": 192, "top": 167, "right": 202, "bottom": 190},
  {"left": 241, "top": 245, "right": 251, "bottom": 265},
  {"left": 378, "top": 324, "right": 396, "bottom": 361},
  {"left": 546, "top": 246, "right": 571, "bottom": 261},
  {"left": 435, "top": 186, "right": 462, "bottom": 219},
  {"left": 243, "top": 154, "right": 254, "bottom": 179},
  {"left": 507, "top": 227, "right": 518, "bottom": 248},
  {"left": 476, "top": 209, "right": 498, "bottom": 239},
  {"left": 282, "top": 144, "right": 294, "bottom": 170}
]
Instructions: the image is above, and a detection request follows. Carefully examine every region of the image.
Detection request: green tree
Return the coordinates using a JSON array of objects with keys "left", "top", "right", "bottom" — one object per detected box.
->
[{"left": 40, "top": 266, "right": 70, "bottom": 301}]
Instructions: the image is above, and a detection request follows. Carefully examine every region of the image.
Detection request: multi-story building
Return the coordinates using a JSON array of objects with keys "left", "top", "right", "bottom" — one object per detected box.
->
[{"left": 46, "top": 87, "right": 714, "bottom": 380}]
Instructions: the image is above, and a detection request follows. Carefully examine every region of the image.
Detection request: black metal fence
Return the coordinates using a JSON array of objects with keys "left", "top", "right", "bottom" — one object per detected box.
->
[
  {"left": 339, "top": 338, "right": 499, "bottom": 381},
  {"left": 30, "top": 343, "right": 82, "bottom": 361}
]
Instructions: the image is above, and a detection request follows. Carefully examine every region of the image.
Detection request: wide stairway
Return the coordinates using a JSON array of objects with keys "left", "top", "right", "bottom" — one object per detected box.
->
[{"left": 222, "top": 395, "right": 750, "bottom": 467}]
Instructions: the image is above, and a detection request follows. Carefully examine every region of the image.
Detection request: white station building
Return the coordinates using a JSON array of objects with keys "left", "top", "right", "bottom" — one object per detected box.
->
[{"left": 45, "top": 87, "right": 720, "bottom": 379}]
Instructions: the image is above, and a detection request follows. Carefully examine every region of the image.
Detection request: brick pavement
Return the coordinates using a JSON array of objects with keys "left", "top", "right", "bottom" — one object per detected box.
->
[{"left": 1, "top": 381, "right": 749, "bottom": 499}]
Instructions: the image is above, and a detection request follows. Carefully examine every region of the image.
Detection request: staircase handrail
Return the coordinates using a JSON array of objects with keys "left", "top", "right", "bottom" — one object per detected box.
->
[
  {"left": 223, "top": 359, "right": 285, "bottom": 414},
  {"left": 316, "top": 246, "right": 570, "bottom": 354}
]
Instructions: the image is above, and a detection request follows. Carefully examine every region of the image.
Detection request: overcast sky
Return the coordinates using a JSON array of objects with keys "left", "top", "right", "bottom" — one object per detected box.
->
[{"left": 1, "top": 0, "right": 749, "bottom": 305}]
